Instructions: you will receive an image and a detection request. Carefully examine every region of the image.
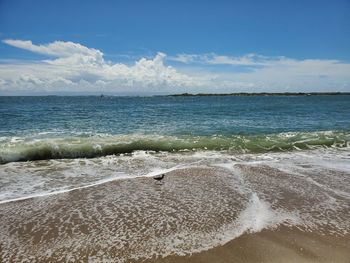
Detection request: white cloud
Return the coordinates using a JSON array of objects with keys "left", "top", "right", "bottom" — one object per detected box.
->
[
  {"left": 1, "top": 39, "right": 350, "bottom": 94},
  {"left": 169, "top": 52, "right": 350, "bottom": 92},
  {"left": 3, "top": 39, "right": 104, "bottom": 61},
  {"left": 0, "top": 39, "right": 197, "bottom": 94},
  {"left": 169, "top": 53, "right": 270, "bottom": 66}
]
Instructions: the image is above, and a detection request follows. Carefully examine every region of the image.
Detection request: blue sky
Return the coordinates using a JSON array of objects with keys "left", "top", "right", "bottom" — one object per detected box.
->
[{"left": 0, "top": 0, "right": 350, "bottom": 94}]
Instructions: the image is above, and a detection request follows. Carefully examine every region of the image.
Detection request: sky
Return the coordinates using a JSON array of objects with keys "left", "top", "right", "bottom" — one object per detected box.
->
[{"left": 0, "top": 0, "right": 350, "bottom": 95}]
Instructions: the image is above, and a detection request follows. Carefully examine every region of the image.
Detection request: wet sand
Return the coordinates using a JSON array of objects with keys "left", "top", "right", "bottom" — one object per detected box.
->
[
  {"left": 150, "top": 227, "right": 350, "bottom": 263},
  {"left": 0, "top": 165, "right": 349, "bottom": 262}
]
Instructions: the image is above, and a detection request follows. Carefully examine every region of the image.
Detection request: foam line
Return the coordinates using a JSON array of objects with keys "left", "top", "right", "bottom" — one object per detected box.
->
[{"left": 0, "top": 162, "right": 198, "bottom": 205}]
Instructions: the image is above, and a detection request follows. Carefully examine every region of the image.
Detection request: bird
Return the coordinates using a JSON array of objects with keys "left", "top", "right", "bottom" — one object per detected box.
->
[{"left": 153, "top": 174, "right": 165, "bottom": 184}]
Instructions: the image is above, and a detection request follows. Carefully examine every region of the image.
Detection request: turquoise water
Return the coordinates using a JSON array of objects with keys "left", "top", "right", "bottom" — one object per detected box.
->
[{"left": 1, "top": 95, "right": 350, "bottom": 163}]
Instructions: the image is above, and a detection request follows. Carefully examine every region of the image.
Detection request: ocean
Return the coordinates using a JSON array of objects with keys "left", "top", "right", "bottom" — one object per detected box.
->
[{"left": 0, "top": 95, "right": 350, "bottom": 262}]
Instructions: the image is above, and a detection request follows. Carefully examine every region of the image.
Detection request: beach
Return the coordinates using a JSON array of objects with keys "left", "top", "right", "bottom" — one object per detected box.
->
[
  {"left": 0, "top": 95, "right": 349, "bottom": 262},
  {"left": 1, "top": 151, "right": 349, "bottom": 262},
  {"left": 152, "top": 226, "right": 350, "bottom": 263}
]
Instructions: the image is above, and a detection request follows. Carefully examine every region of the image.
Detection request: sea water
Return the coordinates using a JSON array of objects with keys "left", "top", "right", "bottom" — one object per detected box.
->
[
  {"left": 0, "top": 95, "right": 350, "bottom": 262},
  {"left": 0, "top": 95, "right": 349, "bottom": 202}
]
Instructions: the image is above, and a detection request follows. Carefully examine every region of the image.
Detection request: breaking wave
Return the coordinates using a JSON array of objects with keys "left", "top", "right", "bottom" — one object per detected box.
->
[{"left": 0, "top": 131, "right": 349, "bottom": 164}]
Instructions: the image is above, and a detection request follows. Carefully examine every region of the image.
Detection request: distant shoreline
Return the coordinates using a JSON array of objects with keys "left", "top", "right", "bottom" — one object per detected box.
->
[
  {"left": 1, "top": 92, "right": 350, "bottom": 97},
  {"left": 167, "top": 92, "right": 350, "bottom": 97}
]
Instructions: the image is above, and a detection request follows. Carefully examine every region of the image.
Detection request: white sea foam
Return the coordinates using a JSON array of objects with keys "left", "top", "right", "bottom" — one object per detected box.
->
[
  {"left": 144, "top": 193, "right": 300, "bottom": 260},
  {"left": 0, "top": 151, "right": 205, "bottom": 204},
  {"left": 1, "top": 147, "right": 349, "bottom": 262},
  {"left": 0, "top": 174, "right": 132, "bottom": 204},
  {"left": 1, "top": 148, "right": 349, "bottom": 204},
  {"left": 235, "top": 193, "right": 299, "bottom": 234}
]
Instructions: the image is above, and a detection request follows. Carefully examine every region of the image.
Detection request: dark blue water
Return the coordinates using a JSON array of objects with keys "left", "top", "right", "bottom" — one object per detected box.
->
[{"left": 1, "top": 95, "right": 350, "bottom": 137}]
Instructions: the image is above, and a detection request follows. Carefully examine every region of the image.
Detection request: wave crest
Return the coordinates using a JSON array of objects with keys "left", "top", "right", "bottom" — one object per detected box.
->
[{"left": 0, "top": 131, "right": 349, "bottom": 164}]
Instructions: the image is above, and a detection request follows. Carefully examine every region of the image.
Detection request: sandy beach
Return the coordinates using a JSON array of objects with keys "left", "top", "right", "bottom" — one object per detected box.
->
[
  {"left": 150, "top": 226, "right": 350, "bottom": 263},
  {"left": 1, "top": 163, "right": 349, "bottom": 262}
]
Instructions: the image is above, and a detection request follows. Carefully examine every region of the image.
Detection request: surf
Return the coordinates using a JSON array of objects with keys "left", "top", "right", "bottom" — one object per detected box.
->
[{"left": 0, "top": 130, "right": 349, "bottom": 164}]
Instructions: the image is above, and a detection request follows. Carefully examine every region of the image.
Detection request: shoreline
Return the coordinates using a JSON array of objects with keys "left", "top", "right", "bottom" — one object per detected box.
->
[
  {"left": 1, "top": 92, "right": 350, "bottom": 97},
  {"left": 1, "top": 164, "right": 349, "bottom": 262},
  {"left": 148, "top": 226, "right": 350, "bottom": 263},
  {"left": 166, "top": 92, "right": 350, "bottom": 97}
]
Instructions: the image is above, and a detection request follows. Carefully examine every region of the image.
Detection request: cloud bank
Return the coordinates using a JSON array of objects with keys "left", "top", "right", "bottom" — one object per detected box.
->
[
  {"left": 1, "top": 39, "right": 350, "bottom": 95},
  {"left": 0, "top": 40, "right": 197, "bottom": 94}
]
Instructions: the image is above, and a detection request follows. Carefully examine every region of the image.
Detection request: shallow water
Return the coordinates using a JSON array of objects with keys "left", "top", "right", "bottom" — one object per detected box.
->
[{"left": 0, "top": 150, "right": 349, "bottom": 262}]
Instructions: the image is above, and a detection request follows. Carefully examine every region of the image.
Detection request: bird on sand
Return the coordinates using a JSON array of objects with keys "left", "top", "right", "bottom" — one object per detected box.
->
[{"left": 153, "top": 174, "right": 165, "bottom": 183}]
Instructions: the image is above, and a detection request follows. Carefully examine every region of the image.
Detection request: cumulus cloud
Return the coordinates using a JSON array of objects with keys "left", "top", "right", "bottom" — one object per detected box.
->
[
  {"left": 0, "top": 39, "right": 350, "bottom": 94},
  {"left": 0, "top": 39, "right": 197, "bottom": 94}
]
